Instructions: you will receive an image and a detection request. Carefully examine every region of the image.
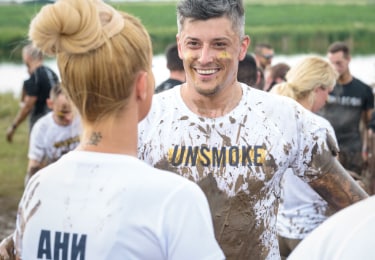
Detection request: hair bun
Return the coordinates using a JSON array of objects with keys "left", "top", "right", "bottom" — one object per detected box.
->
[{"left": 29, "top": 0, "right": 124, "bottom": 55}]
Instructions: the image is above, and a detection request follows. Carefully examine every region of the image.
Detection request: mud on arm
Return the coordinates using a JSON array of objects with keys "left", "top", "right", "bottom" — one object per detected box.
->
[{"left": 308, "top": 151, "right": 369, "bottom": 211}]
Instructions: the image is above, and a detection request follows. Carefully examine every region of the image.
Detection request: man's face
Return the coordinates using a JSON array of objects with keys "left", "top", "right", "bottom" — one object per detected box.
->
[
  {"left": 258, "top": 48, "right": 274, "bottom": 70},
  {"left": 327, "top": 51, "right": 350, "bottom": 77},
  {"left": 177, "top": 16, "right": 249, "bottom": 96},
  {"left": 22, "top": 52, "right": 33, "bottom": 75},
  {"left": 52, "top": 94, "right": 74, "bottom": 126}
]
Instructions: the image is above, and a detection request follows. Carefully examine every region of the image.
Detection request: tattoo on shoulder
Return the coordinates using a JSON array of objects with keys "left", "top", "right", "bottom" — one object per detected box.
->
[{"left": 88, "top": 132, "right": 102, "bottom": 146}]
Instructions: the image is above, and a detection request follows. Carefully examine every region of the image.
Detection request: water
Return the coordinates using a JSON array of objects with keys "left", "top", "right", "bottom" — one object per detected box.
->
[{"left": 1, "top": 54, "right": 375, "bottom": 98}]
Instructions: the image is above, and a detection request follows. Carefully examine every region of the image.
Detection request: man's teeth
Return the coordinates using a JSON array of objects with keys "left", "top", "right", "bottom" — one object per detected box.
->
[{"left": 197, "top": 69, "right": 217, "bottom": 74}]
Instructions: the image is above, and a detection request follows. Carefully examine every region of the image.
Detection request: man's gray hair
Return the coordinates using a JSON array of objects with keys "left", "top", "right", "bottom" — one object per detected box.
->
[
  {"left": 23, "top": 43, "right": 43, "bottom": 61},
  {"left": 177, "top": 0, "right": 245, "bottom": 37}
]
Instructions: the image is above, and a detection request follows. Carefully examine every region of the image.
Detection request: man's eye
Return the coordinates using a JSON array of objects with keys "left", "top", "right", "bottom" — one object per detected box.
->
[
  {"left": 187, "top": 41, "right": 199, "bottom": 48},
  {"left": 214, "top": 42, "right": 227, "bottom": 48}
]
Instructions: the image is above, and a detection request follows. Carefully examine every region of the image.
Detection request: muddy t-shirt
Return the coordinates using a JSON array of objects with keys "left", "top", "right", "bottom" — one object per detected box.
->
[
  {"left": 28, "top": 112, "right": 82, "bottom": 164},
  {"left": 277, "top": 115, "right": 338, "bottom": 240},
  {"left": 138, "top": 84, "right": 333, "bottom": 260},
  {"left": 15, "top": 152, "right": 224, "bottom": 259}
]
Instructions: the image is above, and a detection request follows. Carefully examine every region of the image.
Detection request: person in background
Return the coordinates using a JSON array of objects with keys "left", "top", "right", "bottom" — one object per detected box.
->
[
  {"left": 1, "top": 0, "right": 224, "bottom": 259},
  {"left": 317, "top": 41, "right": 374, "bottom": 191},
  {"left": 264, "top": 62, "right": 290, "bottom": 92},
  {"left": 138, "top": 0, "right": 368, "bottom": 258},
  {"left": 271, "top": 56, "right": 338, "bottom": 259},
  {"left": 154, "top": 43, "right": 185, "bottom": 94},
  {"left": 25, "top": 83, "right": 81, "bottom": 185},
  {"left": 367, "top": 110, "right": 375, "bottom": 193},
  {"left": 6, "top": 43, "right": 59, "bottom": 142},
  {"left": 237, "top": 53, "right": 263, "bottom": 90},
  {"left": 254, "top": 42, "right": 274, "bottom": 71},
  {"left": 288, "top": 195, "right": 375, "bottom": 260}
]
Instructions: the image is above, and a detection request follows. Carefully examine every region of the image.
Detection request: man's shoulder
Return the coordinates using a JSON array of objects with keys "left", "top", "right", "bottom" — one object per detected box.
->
[
  {"left": 351, "top": 77, "right": 373, "bottom": 90},
  {"left": 155, "top": 78, "right": 183, "bottom": 94}
]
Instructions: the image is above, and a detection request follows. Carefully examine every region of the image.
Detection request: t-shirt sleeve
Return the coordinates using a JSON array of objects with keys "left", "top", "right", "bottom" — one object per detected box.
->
[
  {"left": 363, "top": 84, "right": 374, "bottom": 110},
  {"left": 14, "top": 175, "right": 42, "bottom": 257},
  {"left": 28, "top": 118, "right": 46, "bottom": 162},
  {"left": 162, "top": 181, "right": 225, "bottom": 260},
  {"left": 24, "top": 74, "right": 38, "bottom": 97},
  {"left": 290, "top": 107, "right": 337, "bottom": 182}
]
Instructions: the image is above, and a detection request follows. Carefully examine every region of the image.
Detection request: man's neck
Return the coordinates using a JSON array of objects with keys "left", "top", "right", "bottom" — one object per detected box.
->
[
  {"left": 29, "top": 60, "right": 43, "bottom": 74},
  {"left": 169, "top": 70, "right": 185, "bottom": 83},
  {"left": 338, "top": 71, "right": 353, "bottom": 85},
  {"left": 181, "top": 82, "right": 243, "bottom": 118}
]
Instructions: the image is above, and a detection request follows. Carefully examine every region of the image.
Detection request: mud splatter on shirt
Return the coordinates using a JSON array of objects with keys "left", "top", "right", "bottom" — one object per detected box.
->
[{"left": 138, "top": 84, "right": 333, "bottom": 259}]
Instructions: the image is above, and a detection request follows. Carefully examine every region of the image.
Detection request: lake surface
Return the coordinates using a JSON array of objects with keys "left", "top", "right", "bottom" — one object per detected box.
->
[{"left": 1, "top": 54, "right": 374, "bottom": 97}]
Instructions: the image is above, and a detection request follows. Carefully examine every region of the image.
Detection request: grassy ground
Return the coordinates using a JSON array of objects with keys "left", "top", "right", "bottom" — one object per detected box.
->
[{"left": 0, "top": 92, "right": 28, "bottom": 238}]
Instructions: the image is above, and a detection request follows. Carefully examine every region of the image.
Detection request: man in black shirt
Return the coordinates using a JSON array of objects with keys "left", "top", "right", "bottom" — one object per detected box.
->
[
  {"left": 6, "top": 43, "right": 59, "bottom": 142},
  {"left": 318, "top": 41, "right": 374, "bottom": 184}
]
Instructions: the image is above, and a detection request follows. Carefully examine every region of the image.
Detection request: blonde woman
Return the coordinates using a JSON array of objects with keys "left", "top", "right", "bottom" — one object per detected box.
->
[
  {"left": 271, "top": 56, "right": 339, "bottom": 258},
  {"left": 4, "top": 0, "right": 224, "bottom": 259}
]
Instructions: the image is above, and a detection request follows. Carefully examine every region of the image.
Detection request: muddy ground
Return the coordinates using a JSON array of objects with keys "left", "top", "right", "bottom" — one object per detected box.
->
[{"left": 0, "top": 196, "right": 19, "bottom": 239}]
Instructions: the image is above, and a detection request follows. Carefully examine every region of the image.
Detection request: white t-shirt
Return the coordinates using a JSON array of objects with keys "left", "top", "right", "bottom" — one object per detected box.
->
[
  {"left": 277, "top": 114, "right": 338, "bottom": 239},
  {"left": 28, "top": 112, "right": 81, "bottom": 164},
  {"left": 138, "top": 84, "right": 335, "bottom": 260},
  {"left": 288, "top": 195, "right": 375, "bottom": 260},
  {"left": 15, "top": 151, "right": 224, "bottom": 260}
]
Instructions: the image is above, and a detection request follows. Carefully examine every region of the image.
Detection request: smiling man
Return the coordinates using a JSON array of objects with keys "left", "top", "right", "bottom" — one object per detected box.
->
[{"left": 138, "top": 0, "right": 368, "bottom": 259}]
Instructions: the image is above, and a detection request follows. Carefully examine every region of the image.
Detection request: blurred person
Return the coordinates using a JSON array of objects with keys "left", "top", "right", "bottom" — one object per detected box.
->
[
  {"left": 154, "top": 43, "right": 185, "bottom": 94},
  {"left": 25, "top": 83, "right": 81, "bottom": 185},
  {"left": 1, "top": 0, "right": 224, "bottom": 259},
  {"left": 288, "top": 195, "right": 375, "bottom": 260},
  {"left": 254, "top": 42, "right": 274, "bottom": 71},
  {"left": 367, "top": 110, "right": 375, "bottom": 193},
  {"left": 271, "top": 56, "right": 338, "bottom": 259},
  {"left": 318, "top": 41, "right": 374, "bottom": 184},
  {"left": 138, "top": 0, "right": 368, "bottom": 259},
  {"left": 237, "top": 53, "right": 263, "bottom": 90},
  {"left": 6, "top": 43, "right": 59, "bottom": 142},
  {"left": 264, "top": 62, "right": 290, "bottom": 92}
]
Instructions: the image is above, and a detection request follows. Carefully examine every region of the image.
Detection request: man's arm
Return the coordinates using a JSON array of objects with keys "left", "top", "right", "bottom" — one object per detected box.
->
[
  {"left": 25, "top": 159, "right": 43, "bottom": 186},
  {"left": 308, "top": 157, "right": 368, "bottom": 211},
  {"left": 361, "top": 109, "right": 374, "bottom": 161},
  {"left": 6, "top": 95, "right": 37, "bottom": 142}
]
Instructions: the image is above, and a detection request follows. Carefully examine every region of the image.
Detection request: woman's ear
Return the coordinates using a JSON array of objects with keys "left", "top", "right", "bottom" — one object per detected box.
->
[
  {"left": 135, "top": 71, "right": 153, "bottom": 122},
  {"left": 135, "top": 71, "right": 148, "bottom": 101}
]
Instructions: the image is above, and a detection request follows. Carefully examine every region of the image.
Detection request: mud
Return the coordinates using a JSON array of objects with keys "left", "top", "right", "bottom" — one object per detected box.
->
[{"left": 0, "top": 196, "right": 19, "bottom": 239}]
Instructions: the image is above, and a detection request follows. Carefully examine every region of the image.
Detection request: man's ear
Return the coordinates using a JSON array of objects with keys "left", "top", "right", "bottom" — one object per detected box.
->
[
  {"left": 135, "top": 71, "right": 148, "bottom": 101},
  {"left": 176, "top": 35, "right": 184, "bottom": 60},
  {"left": 239, "top": 35, "right": 251, "bottom": 60},
  {"left": 46, "top": 98, "right": 53, "bottom": 109}
]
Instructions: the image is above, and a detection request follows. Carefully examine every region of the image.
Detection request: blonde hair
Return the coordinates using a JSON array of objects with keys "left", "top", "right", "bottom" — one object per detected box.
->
[
  {"left": 28, "top": 0, "right": 152, "bottom": 124},
  {"left": 272, "top": 56, "right": 337, "bottom": 102}
]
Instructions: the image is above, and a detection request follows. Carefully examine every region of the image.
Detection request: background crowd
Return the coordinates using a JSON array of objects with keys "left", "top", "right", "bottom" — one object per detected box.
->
[{"left": 1, "top": 0, "right": 375, "bottom": 259}]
